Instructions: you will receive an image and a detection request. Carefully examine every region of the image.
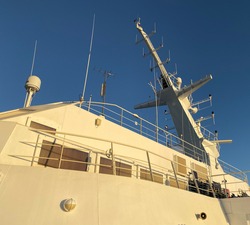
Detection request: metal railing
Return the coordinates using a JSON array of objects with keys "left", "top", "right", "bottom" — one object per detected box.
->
[
  {"left": 10, "top": 125, "right": 249, "bottom": 197},
  {"left": 217, "top": 159, "right": 248, "bottom": 182},
  {"left": 79, "top": 101, "right": 249, "bottom": 183},
  {"left": 80, "top": 101, "right": 211, "bottom": 163}
]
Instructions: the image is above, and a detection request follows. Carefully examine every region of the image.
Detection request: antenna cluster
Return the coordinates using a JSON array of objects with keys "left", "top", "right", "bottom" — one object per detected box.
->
[{"left": 135, "top": 19, "right": 180, "bottom": 91}]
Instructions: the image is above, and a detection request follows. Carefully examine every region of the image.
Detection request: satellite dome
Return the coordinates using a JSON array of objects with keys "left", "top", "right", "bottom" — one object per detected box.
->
[
  {"left": 25, "top": 75, "right": 41, "bottom": 92},
  {"left": 176, "top": 77, "right": 182, "bottom": 90},
  {"left": 24, "top": 75, "right": 41, "bottom": 107}
]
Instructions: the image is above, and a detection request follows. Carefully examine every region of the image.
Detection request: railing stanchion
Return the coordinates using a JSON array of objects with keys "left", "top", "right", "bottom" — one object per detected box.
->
[
  {"left": 136, "top": 164, "right": 139, "bottom": 179},
  {"left": 94, "top": 152, "right": 98, "bottom": 173},
  {"left": 25, "top": 124, "right": 248, "bottom": 198},
  {"left": 58, "top": 135, "right": 65, "bottom": 169},
  {"left": 31, "top": 134, "right": 40, "bottom": 166},
  {"left": 140, "top": 118, "right": 142, "bottom": 135},
  {"left": 171, "top": 161, "right": 179, "bottom": 188},
  {"left": 146, "top": 151, "right": 154, "bottom": 181},
  {"left": 111, "top": 142, "right": 116, "bottom": 175},
  {"left": 120, "top": 109, "right": 123, "bottom": 126}
]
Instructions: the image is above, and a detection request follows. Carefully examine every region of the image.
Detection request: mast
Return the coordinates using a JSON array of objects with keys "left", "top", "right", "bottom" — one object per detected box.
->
[
  {"left": 134, "top": 19, "right": 218, "bottom": 164},
  {"left": 135, "top": 19, "right": 174, "bottom": 89}
]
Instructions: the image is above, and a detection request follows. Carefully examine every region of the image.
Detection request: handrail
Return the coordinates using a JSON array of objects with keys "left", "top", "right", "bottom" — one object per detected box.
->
[
  {"left": 80, "top": 101, "right": 211, "bottom": 163},
  {"left": 79, "top": 101, "right": 249, "bottom": 184},
  {"left": 26, "top": 111, "right": 248, "bottom": 182},
  {"left": 215, "top": 159, "right": 248, "bottom": 182},
  {"left": 10, "top": 125, "right": 248, "bottom": 197}
]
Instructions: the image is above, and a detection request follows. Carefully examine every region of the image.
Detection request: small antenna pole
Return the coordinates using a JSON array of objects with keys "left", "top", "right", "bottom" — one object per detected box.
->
[
  {"left": 100, "top": 70, "right": 114, "bottom": 115},
  {"left": 30, "top": 40, "right": 38, "bottom": 76},
  {"left": 81, "top": 14, "right": 96, "bottom": 104}
]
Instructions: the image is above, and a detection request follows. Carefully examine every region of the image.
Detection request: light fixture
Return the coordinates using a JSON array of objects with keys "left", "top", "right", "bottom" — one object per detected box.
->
[
  {"left": 62, "top": 198, "right": 76, "bottom": 212},
  {"left": 95, "top": 118, "right": 102, "bottom": 127}
]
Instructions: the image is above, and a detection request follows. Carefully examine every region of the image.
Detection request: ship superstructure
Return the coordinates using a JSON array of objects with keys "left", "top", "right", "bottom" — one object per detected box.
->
[{"left": 0, "top": 19, "right": 249, "bottom": 225}]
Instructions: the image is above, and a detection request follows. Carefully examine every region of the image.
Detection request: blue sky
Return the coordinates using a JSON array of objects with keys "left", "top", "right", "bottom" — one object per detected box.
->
[{"left": 0, "top": 1, "right": 250, "bottom": 178}]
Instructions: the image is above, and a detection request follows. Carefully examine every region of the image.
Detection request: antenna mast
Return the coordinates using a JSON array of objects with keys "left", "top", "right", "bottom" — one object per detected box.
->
[
  {"left": 134, "top": 18, "right": 174, "bottom": 89},
  {"left": 96, "top": 69, "right": 114, "bottom": 115},
  {"left": 24, "top": 40, "right": 41, "bottom": 108},
  {"left": 81, "top": 14, "right": 96, "bottom": 103},
  {"left": 30, "top": 40, "right": 37, "bottom": 76}
]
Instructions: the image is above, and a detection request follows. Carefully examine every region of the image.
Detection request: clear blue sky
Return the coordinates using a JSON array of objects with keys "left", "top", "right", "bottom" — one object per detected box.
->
[{"left": 0, "top": 1, "right": 250, "bottom": 178}]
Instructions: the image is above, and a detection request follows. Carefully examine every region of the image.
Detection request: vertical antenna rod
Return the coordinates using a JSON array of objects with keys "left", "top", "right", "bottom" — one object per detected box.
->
[
  {"left": 81, "top": 14, "right": 96, "bottom": 102},
  {"left": 30, "top": 40, "right": 37, "bottom": 76}
]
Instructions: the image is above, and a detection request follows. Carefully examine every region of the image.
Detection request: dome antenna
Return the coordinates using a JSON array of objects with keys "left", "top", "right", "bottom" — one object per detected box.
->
[{"left": 24, "top": 40, "right": 41, "bottom": 108}]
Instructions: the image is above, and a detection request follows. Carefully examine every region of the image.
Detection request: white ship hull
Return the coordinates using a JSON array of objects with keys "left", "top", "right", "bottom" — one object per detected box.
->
[{"left": 2, "top": 164, "right": 248, "bottom": 225}]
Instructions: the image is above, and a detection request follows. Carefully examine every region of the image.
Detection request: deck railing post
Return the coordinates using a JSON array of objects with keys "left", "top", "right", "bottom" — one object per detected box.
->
[
  {"left": 120, "top": 109, "right": 123, "bottom": 126},
  {"left": 140, "top": 118, "right": 142, "bottom": 135},
  {"left": 58, "top": 135, "right": 65, "bottom": 169},
  {"left": 88, "top": 96, "right": 92, "bottom": 111},
  {"left": 136, "top": 164, "right": 139, "bottom": 179},
  {"left": 31, "top": 134, "right": 40, "bottom": 166},
  {"left": 111, "top": 142, "right": 116, "bottom": 175},
  {"left": 94, "top": 152, "right": 98, "bottom": 173},
  {"left": 146, "top": 151, "right": 154, "bottom": 182},
  {"left": 222, "top": 175, "right": 228, "bottom": 197},
  {"left": 155, "top": 127, "right": 158, "bottom": 143},
  {"left": 171, "top": 161, "right": 180, "bottom": 188}
]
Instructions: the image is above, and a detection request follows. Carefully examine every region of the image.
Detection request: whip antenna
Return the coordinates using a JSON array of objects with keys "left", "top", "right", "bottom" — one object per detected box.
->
[
  {"left": 81, "top": 14, "right": 95, "bottom": 103},
  {"left": 30, "top": 40, "right": 38, "bottom": 76}
]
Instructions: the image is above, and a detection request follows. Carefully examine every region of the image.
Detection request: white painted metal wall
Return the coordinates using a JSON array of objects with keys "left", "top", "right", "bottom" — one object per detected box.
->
[{"left": 0, "top": 164, "right": 230, "bottom": 225}]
